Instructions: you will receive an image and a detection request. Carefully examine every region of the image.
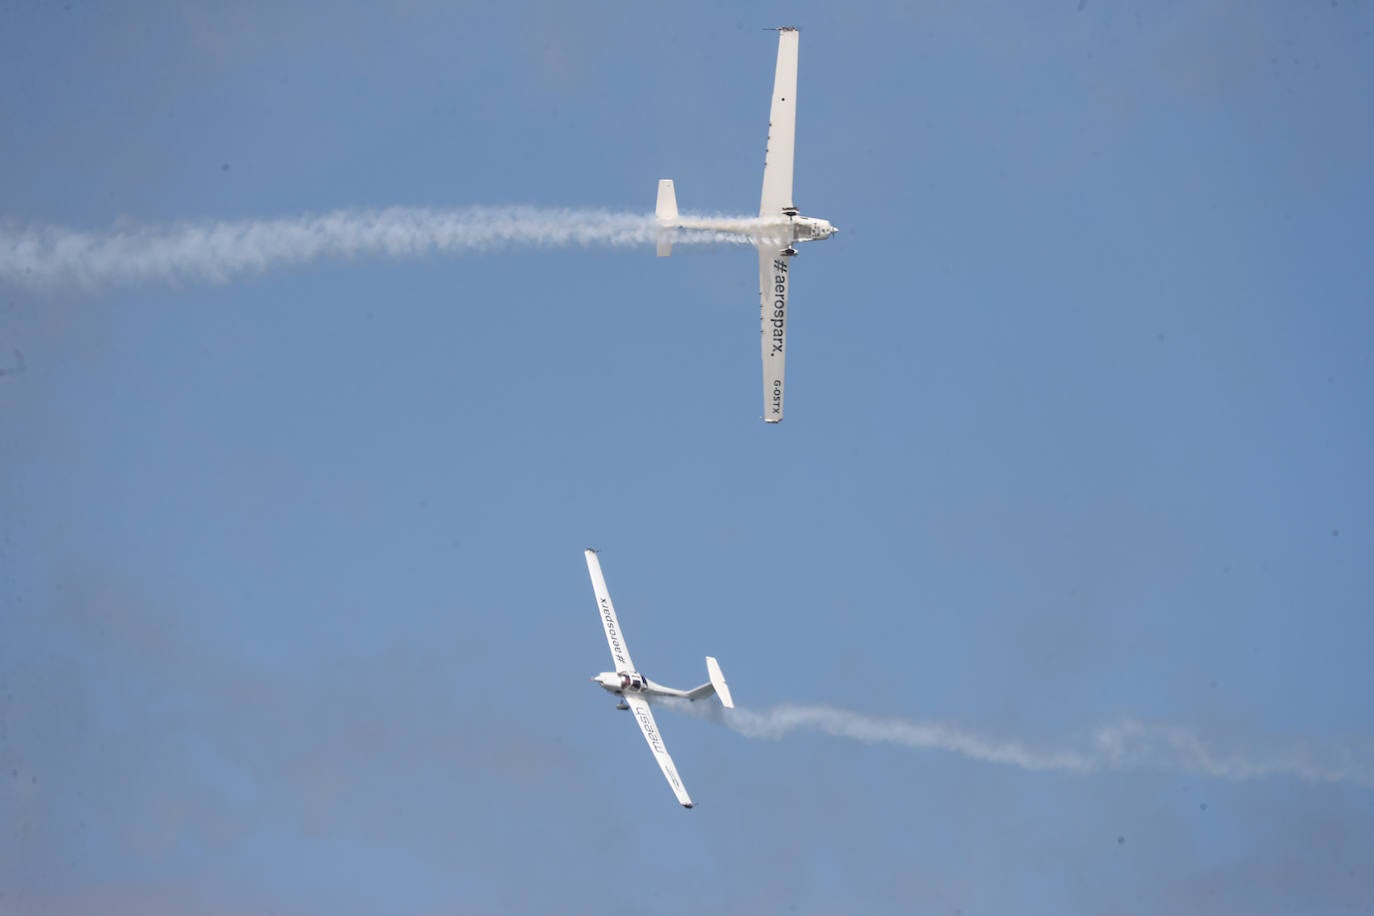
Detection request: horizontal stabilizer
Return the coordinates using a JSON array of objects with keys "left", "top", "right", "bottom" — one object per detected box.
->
[
  {"left": 706, "top": 656, "right": 734, "bottom": 709},
  {"left": 656, "top": 179, "right": 678, "bottom": 257},
  {"left": 656, "top": 179, "right": 679, "bottom": 222}
]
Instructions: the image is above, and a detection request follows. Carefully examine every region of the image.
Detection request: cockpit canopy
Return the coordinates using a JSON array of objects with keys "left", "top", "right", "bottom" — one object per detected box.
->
[
  {"left": 619, "top": 672, "right": 646, "bottom": 692},
  {"left": 795, "top": 217, "right": 837, "bottom": 240}
]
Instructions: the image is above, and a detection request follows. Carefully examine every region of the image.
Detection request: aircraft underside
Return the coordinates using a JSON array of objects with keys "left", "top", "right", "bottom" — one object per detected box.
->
[{"left": 651, "top": 28, "right": 838, "bottom": 423}]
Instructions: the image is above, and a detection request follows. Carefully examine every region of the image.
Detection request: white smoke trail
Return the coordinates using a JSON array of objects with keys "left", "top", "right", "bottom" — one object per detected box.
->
[
  {"left": 661, "top": 700, "right": 1374, "bottom": 786},
  {"left": 0, "top": 206, "right": 768, "bottom": 290}
]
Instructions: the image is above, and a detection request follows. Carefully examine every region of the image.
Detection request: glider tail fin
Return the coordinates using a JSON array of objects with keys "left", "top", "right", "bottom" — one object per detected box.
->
[
  {"left": 685, "top": 656, "right": 735, "bottom": 708},
  {"left": 655, "top": 179, "right": 679, "bottom": 257}
]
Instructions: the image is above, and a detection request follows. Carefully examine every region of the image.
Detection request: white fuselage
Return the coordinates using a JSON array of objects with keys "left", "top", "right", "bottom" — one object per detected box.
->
[
  {"left": 664, "top": 212, "right": 838, "bottom": 250},
  {"left": 591, "top": 670, "right": 693, "bottom": 701}
]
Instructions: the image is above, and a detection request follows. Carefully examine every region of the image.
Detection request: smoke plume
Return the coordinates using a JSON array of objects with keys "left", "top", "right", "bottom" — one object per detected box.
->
[
  {"left": 0, "top": 207, "right": 765, "bottom": 290},
  {"left": 663, "top": 700, "right": 1374, "bottom": 786}
]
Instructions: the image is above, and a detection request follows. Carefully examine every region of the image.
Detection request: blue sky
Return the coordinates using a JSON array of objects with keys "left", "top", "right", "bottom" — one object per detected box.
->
[{"left": 3, "top": 2, "right": 1373, "bottom": 914}]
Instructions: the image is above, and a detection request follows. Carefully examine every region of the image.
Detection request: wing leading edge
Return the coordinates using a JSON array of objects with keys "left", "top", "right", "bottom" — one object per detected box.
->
[
  {"left": 759, "top": 249, "right": 789, "bottom": 422},
  {"left": 585, "top": 549, "right": 634, "bottom": 672},
  {"left": 625, "top": 694, "right": 694, "bottom": 808}
]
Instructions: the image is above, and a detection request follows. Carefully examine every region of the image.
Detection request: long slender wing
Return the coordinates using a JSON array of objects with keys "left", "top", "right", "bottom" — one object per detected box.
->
[
  {"left": 759, "top": 28, "right": 799, "bottom": 216},
  {"left": 585, "top": 549, "right": 634, "bottom": 672},
  {"left": 759, "top": 249, "right": 789, "bottom": 422},
  {"left": 624, "top": 694, "right": 694, "bottom": 808}
]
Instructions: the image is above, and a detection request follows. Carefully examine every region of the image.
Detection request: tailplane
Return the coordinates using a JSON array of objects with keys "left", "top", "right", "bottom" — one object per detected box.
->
[
  {"left": 686, "top": 656, "right": 735, "bottom": 708},
  {"left": 706, "top": 656, "right": 734, "bottom": 708},
  {"left": 655, "top": 179, "right": 679, "bottom": 257}
]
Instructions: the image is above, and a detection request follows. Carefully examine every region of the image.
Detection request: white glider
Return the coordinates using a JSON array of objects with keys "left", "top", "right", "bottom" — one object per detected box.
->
[
  {"left": 655, "top": 27, "right": 838, "bottom": 423},
  {"left": 585, "top": 548, "right": 734, "bottom": 809}
]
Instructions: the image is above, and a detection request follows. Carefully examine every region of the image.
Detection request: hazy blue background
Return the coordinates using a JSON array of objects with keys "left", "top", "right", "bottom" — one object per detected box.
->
[{"left": 3, "top": 2, "right": 1372, "bottom": 914}]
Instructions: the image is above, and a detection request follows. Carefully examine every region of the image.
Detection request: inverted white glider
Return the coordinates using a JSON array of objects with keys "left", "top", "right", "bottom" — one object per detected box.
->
[
  {"left": 655, "top": 26, "right": 838, "bottom": 423},
  {"left": 585, "top": 548, "right": 734, "bottom": 808}
]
